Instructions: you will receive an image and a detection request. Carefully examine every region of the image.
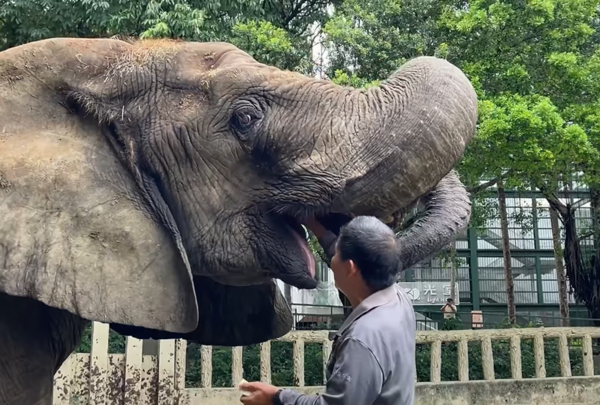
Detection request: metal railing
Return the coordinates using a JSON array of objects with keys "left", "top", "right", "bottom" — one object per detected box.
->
[{"left": 289, "top": 303, "right": 600, "bottom": 331}]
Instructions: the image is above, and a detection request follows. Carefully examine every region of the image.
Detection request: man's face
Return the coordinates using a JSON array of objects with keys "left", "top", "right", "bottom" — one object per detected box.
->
[{"left": 331, "top": 242, "right": 355, "bottom": 296}]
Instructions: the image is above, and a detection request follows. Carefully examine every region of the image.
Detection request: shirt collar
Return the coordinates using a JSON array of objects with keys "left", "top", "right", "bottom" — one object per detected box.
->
[{"left": 334, "top": 284, "right": 400, "bottom": 338}]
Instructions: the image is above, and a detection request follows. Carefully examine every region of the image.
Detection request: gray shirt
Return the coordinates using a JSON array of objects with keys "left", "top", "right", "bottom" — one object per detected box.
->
[{"left": 277, "top": 281, "right": 416, "bottom": 405}]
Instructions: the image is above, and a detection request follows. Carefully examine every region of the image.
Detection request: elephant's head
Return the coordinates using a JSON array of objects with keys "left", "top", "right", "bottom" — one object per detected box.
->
[{"left": 0, "top": 38, "right": 477, "bottom": 346}]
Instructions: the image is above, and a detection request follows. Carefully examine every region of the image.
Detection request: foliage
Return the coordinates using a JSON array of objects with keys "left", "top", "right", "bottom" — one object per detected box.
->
[
  {"left": 180, "top": 341, "right": 326, "bottom": 387},
  {"left": 323, "top": 0, "right": 446, "bottom": 81},
  {"left": 230, "top": 21, "right": 301, "bottom": 71},
  {"left": 75, "top": 323, "right": 126, "bottom": 354},
  {"left": 0, "top": 0, "right": 334, "bottom": 74},
  {"left": 322, "top": 0, "right": 600, "bottom": 318}
]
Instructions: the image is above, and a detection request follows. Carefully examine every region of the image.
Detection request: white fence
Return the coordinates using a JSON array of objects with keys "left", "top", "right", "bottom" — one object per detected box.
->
[{"left": 53, "top": 323, "right": 600, "bottom": 405}]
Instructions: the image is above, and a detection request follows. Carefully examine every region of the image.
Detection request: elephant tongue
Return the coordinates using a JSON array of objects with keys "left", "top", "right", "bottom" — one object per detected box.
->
[{"left": 290, "top": 227, "right": 316, "bottom": 278}]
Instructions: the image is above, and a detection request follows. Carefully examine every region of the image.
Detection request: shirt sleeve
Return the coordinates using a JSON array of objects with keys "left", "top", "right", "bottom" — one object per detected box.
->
[{"left": 276, "top": 337, "right": 384, "bottom": 405}]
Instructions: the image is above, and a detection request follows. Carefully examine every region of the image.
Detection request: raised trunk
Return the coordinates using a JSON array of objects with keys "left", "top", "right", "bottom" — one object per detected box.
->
[
  {"left": 550, "top": 207, "right": 570, "bottom": 326},
  {"left": 323, "top": 56, "right": 476, "bottom": 271},
  {"left": 396, "top": 171, "right": 472, "bottom": 271},
  {"left": 497, "top": 179, "right": 516, "bottom": 324}
]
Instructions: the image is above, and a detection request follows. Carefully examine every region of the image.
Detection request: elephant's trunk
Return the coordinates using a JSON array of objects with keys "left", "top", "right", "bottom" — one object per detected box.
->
[
  {"left": 321, "top": 56, "right": 477, "bottom": 270},
  {"left": 395, "top": 170, "right": 470, "bottom": 270}
]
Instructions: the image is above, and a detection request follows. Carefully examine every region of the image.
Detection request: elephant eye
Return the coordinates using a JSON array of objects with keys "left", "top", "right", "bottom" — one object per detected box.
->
[{"left": 230, "top": 108, "right": 260, "bottom": 139}]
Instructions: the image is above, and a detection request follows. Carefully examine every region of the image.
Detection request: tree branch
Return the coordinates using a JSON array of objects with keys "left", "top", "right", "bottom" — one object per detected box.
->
[
  {"left": 467, "top": 170, "right": 513, "bottom": 194},
  {"left": 577, "top": 230, "right": 594, "bottom": 242}
]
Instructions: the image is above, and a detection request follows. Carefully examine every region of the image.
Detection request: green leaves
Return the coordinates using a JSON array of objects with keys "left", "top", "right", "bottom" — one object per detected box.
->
[
  {"left": 323, "top": 0, "right": 443, "bottom": 81},
  {"left": 230, "top": 20, "right": 304, "bottom": 71},
  {"left": 0, "top": 0, "right": 329, "bottom": 73},
  {"left": 140, "top": 1, "right": 205, "bottom": 39}
]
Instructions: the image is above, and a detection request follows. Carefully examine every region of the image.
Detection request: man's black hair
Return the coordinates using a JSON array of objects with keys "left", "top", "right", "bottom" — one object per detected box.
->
[{"left": 337, "top": 216, "right": 402, "bottom": 292}]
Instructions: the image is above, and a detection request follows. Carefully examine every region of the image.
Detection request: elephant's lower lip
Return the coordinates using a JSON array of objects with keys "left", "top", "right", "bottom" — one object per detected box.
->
[
  {"left": 290, "top": 224, "right": 316, "bottom": 278},
  {"left": 281, "top": 216, "right": 316, "bottom": 279}
]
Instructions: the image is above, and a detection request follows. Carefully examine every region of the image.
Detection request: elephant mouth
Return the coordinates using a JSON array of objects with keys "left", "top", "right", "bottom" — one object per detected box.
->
[
  {"left": 280, "top": 215, "right": 316, "bottom": 279},
  {"left": 274, "top": 211, "right": 353, "bottom": 287}
]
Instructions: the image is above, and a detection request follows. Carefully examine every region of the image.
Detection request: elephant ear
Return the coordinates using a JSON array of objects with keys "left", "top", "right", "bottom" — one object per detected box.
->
[{"left": 0, "top": 38, "right": 198, "bottom": 334}]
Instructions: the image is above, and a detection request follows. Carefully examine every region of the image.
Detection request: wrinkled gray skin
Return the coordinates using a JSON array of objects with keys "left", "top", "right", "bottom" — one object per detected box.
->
[{"left": 0, "top": 38, "right": 476, "bottom": 404}]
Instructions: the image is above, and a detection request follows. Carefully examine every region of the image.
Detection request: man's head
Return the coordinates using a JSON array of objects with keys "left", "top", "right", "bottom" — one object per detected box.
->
[
  {"left": 330, "top": 216, "right": 402, "bottom": 298},
  {"left": 447, "top": 298, "right": 454, "bottom": 304}
]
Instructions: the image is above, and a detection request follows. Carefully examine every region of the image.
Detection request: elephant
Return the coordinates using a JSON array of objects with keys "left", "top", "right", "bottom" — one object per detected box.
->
[{"left": 0, "top": 37, "right": 477, "bottom": 404}]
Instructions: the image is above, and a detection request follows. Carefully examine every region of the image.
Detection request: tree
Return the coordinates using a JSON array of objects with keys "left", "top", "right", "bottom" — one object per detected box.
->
[
  {"left": 0, "top": 0, "right": 333, "bottom": 74},
  {"left": 497, "top": 178, "right": 516, "bottom": 324},
  {"left": 323, "top": 0, "right": 446, "bottom": 82},
  {"left": 440, "top": 0, "right": 600, "bottom": 323},
  {"left": 322, "top": 0, "right": 600, "bottom": 321},
  {"left": 550, "top": 201, "right": 570, "bottom": 325}
]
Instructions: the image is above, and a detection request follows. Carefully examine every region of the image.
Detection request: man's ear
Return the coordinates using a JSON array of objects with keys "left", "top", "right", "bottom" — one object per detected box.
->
[{"left": 347, "top": 260, "right": 360, "bottom": 277}]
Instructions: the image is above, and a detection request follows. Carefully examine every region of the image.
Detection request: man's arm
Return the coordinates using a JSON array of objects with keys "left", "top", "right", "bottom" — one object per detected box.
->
[{"left": 275, "top": 337, "right": 384, "bottom": 405}]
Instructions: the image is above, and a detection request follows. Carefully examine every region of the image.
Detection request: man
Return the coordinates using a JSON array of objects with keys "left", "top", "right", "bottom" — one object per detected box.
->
[
  {"left": 441, "top": 298, "right": 457, "bottom": 319},
  {"left": 240, "top": 216, "right": 416, "bottom": 405}
]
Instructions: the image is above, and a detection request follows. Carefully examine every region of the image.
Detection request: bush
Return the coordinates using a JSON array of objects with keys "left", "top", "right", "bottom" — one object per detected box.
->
[{"left": 183, "top": 341, "right": 324, "bottom": 387}]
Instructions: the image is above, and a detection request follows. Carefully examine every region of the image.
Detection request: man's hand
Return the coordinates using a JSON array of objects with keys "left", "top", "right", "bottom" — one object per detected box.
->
[{"left": 239, "top": 381, "right": 279, "bottom": 405}]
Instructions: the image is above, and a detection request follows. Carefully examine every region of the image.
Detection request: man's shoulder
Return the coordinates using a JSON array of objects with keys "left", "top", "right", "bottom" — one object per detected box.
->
[
  {"left": 346, "top": 293, "right": 415, "bottom": 342},
  {"left": 342, "top": 294, "right": 415, "bottom": 376}
]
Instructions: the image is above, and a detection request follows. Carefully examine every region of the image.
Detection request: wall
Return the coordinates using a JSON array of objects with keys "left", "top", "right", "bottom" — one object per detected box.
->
[{"left": 184, "top": 377, "right": 600, "bottom": 405}]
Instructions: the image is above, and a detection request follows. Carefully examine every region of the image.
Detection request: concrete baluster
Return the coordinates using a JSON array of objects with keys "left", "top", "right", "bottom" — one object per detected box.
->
[
  {"left": 231, "top": 347, "right": 243, "bottom": 386},
  {"left": 293, "top": 339, "right": 305, "bottom": 387},
  {"left": 260, "top": 341, "right": 272, "bottom": 384},
  {"left": 430, "top": 339, "right": 442, "bottom": 383},
  {"left": 558, "top": 333, "right": 572, "bottom": 377},
  {"left": 510, "top": 335, "right": 522, "bottom": 380},
  {"left": 481, "top": 337, "right": 495, "bottom": 380},
  {"left": 582, "top": 334, "right": 594, "bottom": 377},
  {"left": 533, "top": 333, "right": 546, "bottom": 378},
  {"left": 200, "top": 346, "right": 212, "bottom": 388},
  {"left": 457, "top": 338, "right": 469, "bottom": 382}
]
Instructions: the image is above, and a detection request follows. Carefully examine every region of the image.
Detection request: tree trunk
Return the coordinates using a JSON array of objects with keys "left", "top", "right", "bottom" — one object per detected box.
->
[
  {"left": 591, "top": 186, "right": 600, "bottom": 265},
  {"left": 497, "top": 179, "right": 517, "bottom": 324},
  {"left": 550, "top": 207, "right": 570, "bottom": 326},
  {"left": 450, "top": 246, "right": 458, "bottom": 302},
  {"left": 545, "top": 185, "right": 600, "bottom": 326}
]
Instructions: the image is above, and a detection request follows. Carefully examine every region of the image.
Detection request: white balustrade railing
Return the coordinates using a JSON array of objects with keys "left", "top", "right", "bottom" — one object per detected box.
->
[{"left": 52, "top": 324, "right": 600, "bottom": 404}]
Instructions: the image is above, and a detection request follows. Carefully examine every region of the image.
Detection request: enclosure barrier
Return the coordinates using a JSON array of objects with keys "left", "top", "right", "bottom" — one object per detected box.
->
[{"left": 52, "top": 323, "right": 600, "bottom": 405}]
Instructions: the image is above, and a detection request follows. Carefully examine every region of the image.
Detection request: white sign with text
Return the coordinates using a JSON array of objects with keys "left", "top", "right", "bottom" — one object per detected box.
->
[{"left": 398, "top": 281, "right": 460, "bottom": 306}]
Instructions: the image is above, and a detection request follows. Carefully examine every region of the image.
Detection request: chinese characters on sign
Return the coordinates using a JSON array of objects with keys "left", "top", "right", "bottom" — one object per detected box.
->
[{"left": 397, "top": 282, "right": 460, "bottom": 306}]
